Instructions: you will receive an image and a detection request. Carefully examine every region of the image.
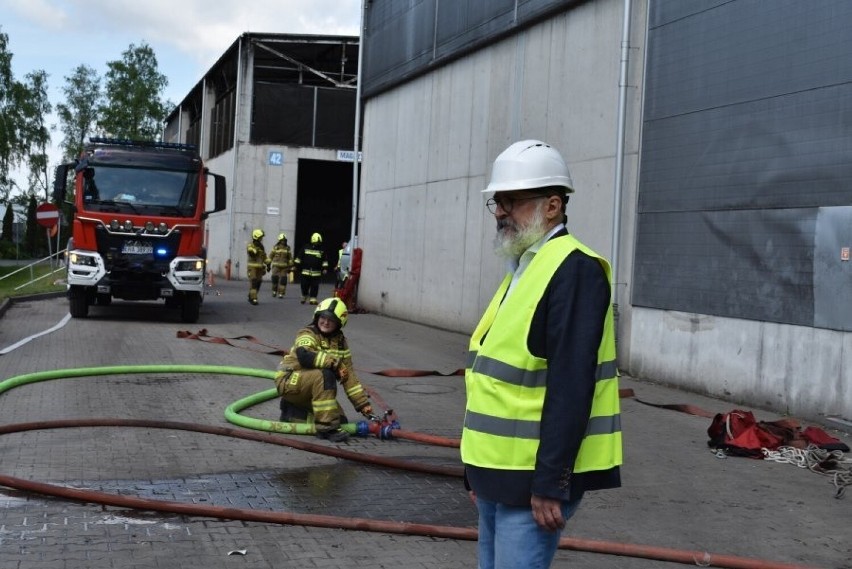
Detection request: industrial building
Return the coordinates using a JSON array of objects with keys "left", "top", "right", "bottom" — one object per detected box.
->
[
  {"left": 165, "top": 1, "right": 852, "bottom": 423},
  {"left": 164, "top": 33, "right": 359, "bottom": 281}
]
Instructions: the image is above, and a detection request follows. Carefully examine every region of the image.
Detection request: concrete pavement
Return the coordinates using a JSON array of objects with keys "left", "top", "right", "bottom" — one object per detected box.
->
[{"left": 0, "top": 279, "right": 850, "bottom": 568}]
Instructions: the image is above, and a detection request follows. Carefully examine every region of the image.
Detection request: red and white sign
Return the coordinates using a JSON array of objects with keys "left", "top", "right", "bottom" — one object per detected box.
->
[{"left": 36, "top": 202, "right": 60, "bottom": 228}]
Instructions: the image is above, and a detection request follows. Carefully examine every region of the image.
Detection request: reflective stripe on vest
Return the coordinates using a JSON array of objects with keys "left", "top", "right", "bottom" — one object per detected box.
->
[{"left": 460, "top": 234, "right": 622, "bottom": 474}]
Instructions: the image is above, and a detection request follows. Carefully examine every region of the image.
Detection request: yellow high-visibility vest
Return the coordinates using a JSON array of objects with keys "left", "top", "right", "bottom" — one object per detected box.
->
[{"left": 461, "top": 234, "right": 622, "bottom": 473}]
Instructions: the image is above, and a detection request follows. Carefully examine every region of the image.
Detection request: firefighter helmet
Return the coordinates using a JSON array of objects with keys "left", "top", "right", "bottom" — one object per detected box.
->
[
  {"left": 252, "top": 228, "right": 265, "bottom": 240},
  {"left": 483, "top": 140, "right": 574, "bottom": 194},
  {"left": 277, "top": 232, "right": 287, "bottom": 242},
  {"left": 314, "top": 297, "right": 348, "bottom": 328},
  {"left": 310, "top": 232, "right": 322, "bottom": 244}
]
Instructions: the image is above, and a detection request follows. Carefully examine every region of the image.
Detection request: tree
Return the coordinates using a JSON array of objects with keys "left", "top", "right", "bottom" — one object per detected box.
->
[
  {"left": 24, "top": 193, "right": 37, "bottom": 256},
  {"left": 57, "top": 65, "right": 101, "bottom": 161},
  {"left": 17, "top": 70, "right": 52, "bottom": 201},
  {"left": 98, "top": 42, "right": 168, "bottom": 140},
  {"left": 0, "top": 28, "right": 51, "bottom": 203},
  {"left": 0, "top": 28, "right": 21, "bottom": 203},
  {"left": 1, "top": 200, "right": 12, "bottom": 242}
]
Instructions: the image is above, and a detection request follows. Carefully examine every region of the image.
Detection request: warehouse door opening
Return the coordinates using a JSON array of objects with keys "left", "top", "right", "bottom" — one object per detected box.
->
[{"left": 295, "top": 158, "right": 354, "bottom": 283}]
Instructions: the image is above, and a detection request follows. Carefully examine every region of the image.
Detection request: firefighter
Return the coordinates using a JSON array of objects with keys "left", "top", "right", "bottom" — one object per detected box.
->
[
  {"left": 246, "top": 228, "right": 270, "bottom": 305},
  {"left": 294, "top": 232, "right": 328, "bottom": 305},
  {"left": 269, "top": 232, "right": 294, "bottom": 298},
  {"left": 273, "top": 297, "right": 373, "bottom": 443}
]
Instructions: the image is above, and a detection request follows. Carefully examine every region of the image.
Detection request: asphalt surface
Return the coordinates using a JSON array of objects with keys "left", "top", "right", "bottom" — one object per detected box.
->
[{"left": 0, "top": 279, "right": 850, "bottom": 569}]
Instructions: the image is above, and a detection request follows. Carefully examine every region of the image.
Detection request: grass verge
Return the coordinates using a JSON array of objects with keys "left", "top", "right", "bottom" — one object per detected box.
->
[{"left": 0, "top": 264, "right": 66, "bottom": 302}]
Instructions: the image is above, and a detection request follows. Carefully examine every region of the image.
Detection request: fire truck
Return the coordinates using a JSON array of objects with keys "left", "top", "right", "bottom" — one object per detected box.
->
[{"left": 52, "top": 138, "right": 226, "bottom": 323}]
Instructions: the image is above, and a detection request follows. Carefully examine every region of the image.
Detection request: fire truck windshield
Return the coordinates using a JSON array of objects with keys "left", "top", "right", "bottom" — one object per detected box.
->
[{"left": 82, "top": 165, "right": 199, "bottom": 217}]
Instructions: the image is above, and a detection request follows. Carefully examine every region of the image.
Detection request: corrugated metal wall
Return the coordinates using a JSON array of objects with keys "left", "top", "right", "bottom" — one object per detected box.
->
[
  {"left": 362, "top": 0, "right": 586, "bottom": 97},
  {"left": 634, "top": 0, "right": 852, "bottom": 330}
]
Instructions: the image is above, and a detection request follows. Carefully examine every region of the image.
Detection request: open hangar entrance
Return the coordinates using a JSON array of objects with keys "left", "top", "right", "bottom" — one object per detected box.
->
[{"left": 295, "top": 158, "right": 354, "bottom": 282}]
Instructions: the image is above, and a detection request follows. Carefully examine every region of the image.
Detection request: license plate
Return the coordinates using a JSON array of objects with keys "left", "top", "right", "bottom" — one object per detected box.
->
[{"left": 122, "top": 241, "right": 153, "bottom": 255}]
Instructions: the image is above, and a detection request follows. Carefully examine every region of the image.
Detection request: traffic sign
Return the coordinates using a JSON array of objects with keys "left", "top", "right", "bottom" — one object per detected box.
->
[{"left": 36, "top": 202, "right": 60, "bottom": 228}]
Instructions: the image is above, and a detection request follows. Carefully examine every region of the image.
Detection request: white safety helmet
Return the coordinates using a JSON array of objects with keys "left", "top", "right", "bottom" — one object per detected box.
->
[{"left": 483, "top": 140, "right": 574, "bottom": 194}]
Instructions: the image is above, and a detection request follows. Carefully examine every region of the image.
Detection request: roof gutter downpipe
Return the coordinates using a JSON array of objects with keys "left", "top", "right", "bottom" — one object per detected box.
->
[
  {"left": 611, "top": 0, "right": 633, "bottom": 331},
  {"left": 228, "top": 36, "right": 244, "bottom": 270},
  {"left": 350, "top": 1, "right": 367, "bottom": 249}
]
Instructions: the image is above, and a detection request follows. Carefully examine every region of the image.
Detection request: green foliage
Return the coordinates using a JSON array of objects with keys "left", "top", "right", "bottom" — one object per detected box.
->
[
  {"left": 0, "top": 28, "right": 21, "bottom": 203},
  {"left": 18, "top": 69, "right": 52, "bottom": 201},
  {"left": 0, "top": 263, "right": 66, "bottom": 300},
  {"left": 0, "top": 237, "right": 17, "bottom": 258},
  {"left": 0, "top": 28, "right": 53, "bottom": 203},
  {"left": 98, "top": 42, "right": 169, "bottom": 140},
  {"left": 24, "top": 193, "right": 37, "bottom": 256},
  {"left": 56, "top": 65, "right": 101, "bottom": 161},
  {"left": 1, "top": 200, "right": 12, "bottom": 242}
]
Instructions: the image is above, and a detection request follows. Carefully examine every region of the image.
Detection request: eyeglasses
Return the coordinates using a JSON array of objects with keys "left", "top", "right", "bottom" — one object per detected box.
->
[{"left": 485, "top": 194, "right": 546, "bottom": 214}]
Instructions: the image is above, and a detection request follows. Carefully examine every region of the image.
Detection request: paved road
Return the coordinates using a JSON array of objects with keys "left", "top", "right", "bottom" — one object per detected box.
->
[{"left": 0, "top": 280, "right": 850, "bottom": 568}]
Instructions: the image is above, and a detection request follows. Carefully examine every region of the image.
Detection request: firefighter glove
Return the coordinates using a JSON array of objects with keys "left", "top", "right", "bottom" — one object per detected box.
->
[
  {"left": 336, "top": 363, "right": 349, "bottom": 381},
  {"left": 360, "top": 404, "right": 374, "bottom": 418}
]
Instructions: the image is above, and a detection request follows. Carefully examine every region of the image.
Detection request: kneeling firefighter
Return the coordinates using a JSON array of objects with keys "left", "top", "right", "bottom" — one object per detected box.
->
[{"left": 274, "top": 297, "right": 373, "bottom": 443}]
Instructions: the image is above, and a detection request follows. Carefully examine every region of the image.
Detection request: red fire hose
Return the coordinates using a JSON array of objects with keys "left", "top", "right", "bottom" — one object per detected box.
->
[{"left": 0, "top": 418, "right": 819, "bottom": 569}]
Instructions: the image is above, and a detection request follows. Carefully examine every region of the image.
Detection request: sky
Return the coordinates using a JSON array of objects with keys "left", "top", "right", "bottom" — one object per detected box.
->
[{"left": 0, "top": 0, "right": 362, "bottom": 195}]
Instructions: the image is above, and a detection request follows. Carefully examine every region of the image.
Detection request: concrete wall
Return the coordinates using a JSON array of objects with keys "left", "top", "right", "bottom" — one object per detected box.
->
[
  {"left": 629, "top": 307, "right": 852, "bottom": 420},
  {"left": 358, "top": 0, "right": 645, "bottom": 334}
]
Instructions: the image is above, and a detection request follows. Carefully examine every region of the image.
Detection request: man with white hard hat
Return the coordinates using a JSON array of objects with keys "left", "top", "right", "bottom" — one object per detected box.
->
[{"left": 460, "top": 140, "right": 623, "bottom": 569}]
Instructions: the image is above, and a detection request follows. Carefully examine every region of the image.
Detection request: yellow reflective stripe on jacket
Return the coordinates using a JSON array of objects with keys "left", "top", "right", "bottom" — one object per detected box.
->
[
  {"left": 461, "top": 234, "right": 622, "bottom": 474},
  {"left": 468, "top": 355, "right": 617, "bottom": 389},
  {"left": 327, "top": 347, "right": 351, "bottom": 360},
  {"left": 312, "top": 397, "right": 338, "bottom": 413},
  {"left": 344, "top": 383, "right": 365, "bottom": 399}
]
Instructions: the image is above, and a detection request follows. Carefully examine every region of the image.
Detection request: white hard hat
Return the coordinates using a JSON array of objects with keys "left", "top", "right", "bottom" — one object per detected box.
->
[{"left": 483, "top": 140, "right": 574, "bottom": 194}]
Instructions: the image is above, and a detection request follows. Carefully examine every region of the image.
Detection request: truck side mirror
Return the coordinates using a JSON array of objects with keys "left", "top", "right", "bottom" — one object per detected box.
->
[
  {"left": 203, "top": 173, "right": 227, "bottom": 219},
  {"left": 53, "top": 164, "right": 71, "bottom": 204}
]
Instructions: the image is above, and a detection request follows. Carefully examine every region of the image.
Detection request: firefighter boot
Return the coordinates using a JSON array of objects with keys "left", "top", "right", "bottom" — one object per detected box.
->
[
  {"left": 301, "top": 296, "right": 307, "bottom": 304},
  {"left": 278, "top": 285, "right": 285, "bottom": 298},
  {"left": 316, "top": 429, "right": 349, "bottom": 443},
  {"left": 309, "top": 297, "right": 318, "bottom": 305},
  {"left": 249, "top": 289, "right": 259, "bottom": 305}
]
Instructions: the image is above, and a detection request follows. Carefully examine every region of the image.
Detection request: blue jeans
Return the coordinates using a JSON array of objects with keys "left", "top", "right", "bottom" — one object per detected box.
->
[{"left": 476, "top": 496, "right": 582, "bottom": 569}]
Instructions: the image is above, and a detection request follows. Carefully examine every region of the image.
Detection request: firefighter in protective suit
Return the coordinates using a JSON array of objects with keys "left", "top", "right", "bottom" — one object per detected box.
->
[
  {"left": 274, "top": 297, "right": 373, "bottom": 443},
  {"left": 294, "top": 232, "right": 328, "bottom": 305},
  {"left": 246, "top": 228, "right": 270, "bottom": 305},
  {"left": 269, "top": 233, "right": 294, "bottom": 298}
]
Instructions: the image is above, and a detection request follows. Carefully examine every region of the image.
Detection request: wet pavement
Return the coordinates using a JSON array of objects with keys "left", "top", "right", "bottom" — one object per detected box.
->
[{"left": 0, "top": 279, "right": 850, "bottom": 568}]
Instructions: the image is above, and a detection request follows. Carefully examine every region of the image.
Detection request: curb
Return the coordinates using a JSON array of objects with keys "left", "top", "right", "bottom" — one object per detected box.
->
[{"left": 0, "top": 291, "right": 66, "bottom": 319}]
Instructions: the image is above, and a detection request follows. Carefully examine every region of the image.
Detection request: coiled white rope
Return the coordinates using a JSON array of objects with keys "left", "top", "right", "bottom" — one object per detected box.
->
[{"left": 762, "top": 445, "right": 852, "bottom": 499}]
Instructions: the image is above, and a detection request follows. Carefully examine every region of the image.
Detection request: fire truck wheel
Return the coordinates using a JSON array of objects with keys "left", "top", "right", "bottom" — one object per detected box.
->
[
  {"left": 181, "top": 292, "right": 201, "bottom": 323},
  {"left": 69, "top": 286, "right": 89, "bottom": 318}
]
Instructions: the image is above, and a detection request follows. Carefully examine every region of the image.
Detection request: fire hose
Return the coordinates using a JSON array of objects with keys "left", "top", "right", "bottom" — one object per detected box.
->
[{"left": 0, "top": 365, "right": 821, "bottom": 569}]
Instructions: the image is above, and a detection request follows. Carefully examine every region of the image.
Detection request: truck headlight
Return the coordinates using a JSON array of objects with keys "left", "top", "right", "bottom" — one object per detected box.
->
[
  {"left": 69, "top": 253, "right": 98, "bottom": 267},
  {"left": 175, "top": 260, "right": 204, "bottom": 271}
]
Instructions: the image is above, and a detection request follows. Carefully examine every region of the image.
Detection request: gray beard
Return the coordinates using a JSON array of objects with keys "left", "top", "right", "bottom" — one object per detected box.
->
[{"left": 493, "top": 206, "right": 548, "bottom": 259}]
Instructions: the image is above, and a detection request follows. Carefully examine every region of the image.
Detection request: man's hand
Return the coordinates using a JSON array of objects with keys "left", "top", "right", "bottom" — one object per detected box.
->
[
  {"left": 468, "top": 489, "right": 477, "bottom": 506},
  {"left": 360, "top": 404, "right": 374, "bottom": 417},
  {"left": 530, "top": 495, "right": 565, "bottom": 532}
]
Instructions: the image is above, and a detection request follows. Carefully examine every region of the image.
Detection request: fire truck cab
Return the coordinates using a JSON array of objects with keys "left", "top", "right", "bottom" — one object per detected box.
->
[{"left": 53, "top": 138, "right": 226, "bottom": 323}]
